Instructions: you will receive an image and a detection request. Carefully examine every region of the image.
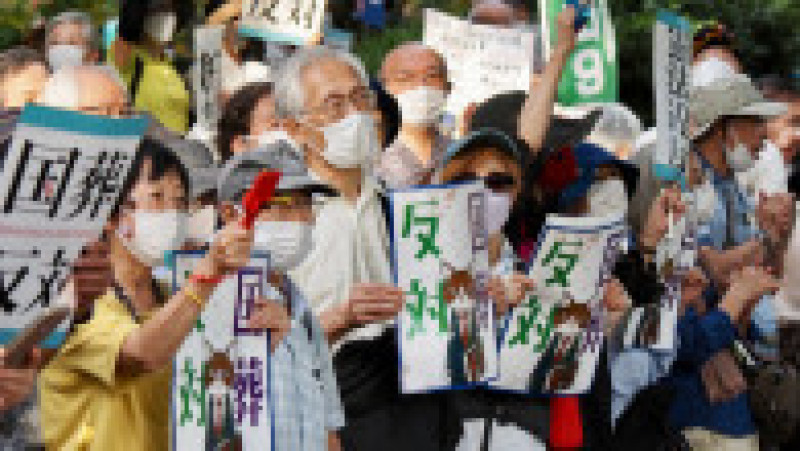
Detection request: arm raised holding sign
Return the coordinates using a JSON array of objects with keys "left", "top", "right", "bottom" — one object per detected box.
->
[{"left": 518, "top": 6, "right": 578, "bottom": 155}]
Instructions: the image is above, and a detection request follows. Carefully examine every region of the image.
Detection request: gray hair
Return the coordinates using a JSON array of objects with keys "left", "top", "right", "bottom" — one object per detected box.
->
[
  {"left": 46, "top": 11, "right": 97, "bottom": 51},
  {"left": 40, "top": 65, "right": 127, "bottom": 109},
  {"left": 0, "top": 47, "right": 45, "bottom": 81},
  {"left": 274, "top": 46, "right": 369, "bottom": 117}
]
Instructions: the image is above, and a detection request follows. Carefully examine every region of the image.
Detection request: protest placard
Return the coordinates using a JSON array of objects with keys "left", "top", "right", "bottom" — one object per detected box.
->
[
  {"left": 492, "top": 214, "right": 627, "bottom": 394},
  {"left": 240, "top": 0, "right": 327, "bottom": 46},
  {"left": 0, "top": 105, "right": 145, "bottom": 348},
  {"left": 170, "top": 251, "right": 273, "bottom": 451},
  {"left": 540, "top": 0, "right": 618, "bottom": 106},
  {"left": 616, "top": 210, "right": 695, "bottom": 351},
  {"left": 194, "top": 25, "right": 224, "bottom": 132},
  {"left": 423, "top": 8, "right": 536, "bottom": 137},
  {"left": 653, "top": 10, "right": 692, "bottom": 180},
  {"left": 389, "top": 182, "right": 497, "bottom": 393}
]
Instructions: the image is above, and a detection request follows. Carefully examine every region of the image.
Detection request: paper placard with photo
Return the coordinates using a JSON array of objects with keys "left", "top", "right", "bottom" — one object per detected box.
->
[
  {"left": 389, "top": 181, "right": 497, "bottom": 393},
  {"left": 493, "top": 214, "right": 626, "bottom": 394}
]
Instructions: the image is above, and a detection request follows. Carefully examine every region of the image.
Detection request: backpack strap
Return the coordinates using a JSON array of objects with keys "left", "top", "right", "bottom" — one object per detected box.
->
[{"left": 129, "top": 54, "right": 145, "bottom": 103}]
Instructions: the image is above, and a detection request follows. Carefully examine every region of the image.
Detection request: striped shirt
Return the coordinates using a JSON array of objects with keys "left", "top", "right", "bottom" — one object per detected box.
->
[
  {"left": 374, "top": 133, "right": 450, "bottom": 190},
  {"left": 267, "top": 279, "right": 345, "bottom": 451}
]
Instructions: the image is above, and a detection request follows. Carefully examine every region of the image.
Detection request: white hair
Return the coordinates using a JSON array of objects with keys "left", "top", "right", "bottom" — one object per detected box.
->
[
  {"left": 40, "top": 64, "right": 127, "bottom": 109},
  {"left": 274, "top": 46, "right": 370, "bottom": 118},
  {"left": 46, "top": 11, "right": 97, "bottom": 50}
]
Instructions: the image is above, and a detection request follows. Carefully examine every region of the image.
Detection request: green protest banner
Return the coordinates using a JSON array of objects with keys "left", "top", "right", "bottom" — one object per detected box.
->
[{"left": 540, "top": 0, "right": 618, "bottom": 106}]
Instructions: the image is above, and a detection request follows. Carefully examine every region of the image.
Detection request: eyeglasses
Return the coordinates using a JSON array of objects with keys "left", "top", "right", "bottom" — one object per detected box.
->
[
  {"left": 263, "top": 196, "right": 316, "bottom": 210},
  {"left": 450, "top": 172, "right": 517, "bottom": 192},
  {"left": 302, "top": 88, "right": 376, "bottom": 124}
]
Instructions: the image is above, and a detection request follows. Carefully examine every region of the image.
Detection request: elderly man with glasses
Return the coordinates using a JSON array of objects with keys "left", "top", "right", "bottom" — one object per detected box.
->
[{"left": 274, "top": 46, "right": 452, "bottom": 451}]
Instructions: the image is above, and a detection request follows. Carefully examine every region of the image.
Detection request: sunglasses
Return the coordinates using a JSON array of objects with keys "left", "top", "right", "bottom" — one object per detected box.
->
[{"left": 450, "top": 172, "right": 517, "bottom": 191}]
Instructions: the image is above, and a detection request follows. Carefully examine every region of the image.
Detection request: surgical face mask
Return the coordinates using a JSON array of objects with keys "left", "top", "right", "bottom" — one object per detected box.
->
[
  {"left": 396, "top": 87, "right": 446, "bottom": 126},
  {"left": 143, "top": 12, "right": 177, "bottom": 44},
  {"left": 187, "top": 206, "right": 216, "bottom": 245},
  {"left": 587, "top": 178, "right": 628, "bottom": 217},
  {"left": 253, "top": 221, "right": 313, "bottom": 271},
  {"left": 726, "top": 129, "right": 755, "bottom": 172},
  {"left": 485, "top": 191, "right": 512, "bottom": 235},
  {"left": 119, "top": 210, "right": 186, "bottom": 267},
  {"left": 47, "top": 44, "right": 85, "bottom": 71},
  {"left": 320, "top": 113, "right": 378, "bottom": 168}
]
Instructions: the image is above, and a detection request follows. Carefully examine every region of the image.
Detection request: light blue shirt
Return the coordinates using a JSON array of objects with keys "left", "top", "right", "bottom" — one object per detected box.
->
[
  {"left": 268, "top": 279, "right": 345, "bottom": 451},
  {"left": 695, "top": 165, "right": 757, "bottom": 250}
]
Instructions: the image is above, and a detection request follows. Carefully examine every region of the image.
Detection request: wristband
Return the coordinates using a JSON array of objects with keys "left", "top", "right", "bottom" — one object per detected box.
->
[
  {"left": 188, "top": 273, "right": 224, "bottom": 286},
  {"left": 184, "top": 286, "right": 206, "bottom": 310}
]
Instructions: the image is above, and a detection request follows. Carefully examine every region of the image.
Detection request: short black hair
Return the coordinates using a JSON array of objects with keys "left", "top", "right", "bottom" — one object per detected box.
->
[
  {"left": 118, "top": 0, "right": 193, "bottom": 44},
  {"left": 217, "top": 81, "right": 274, "bottom": 162},
  {"left": 111, "top": 136, "right": 190, "bottom": 219},
  {"left": 370, "top": 77, "right": 400, "bottom": 148}
]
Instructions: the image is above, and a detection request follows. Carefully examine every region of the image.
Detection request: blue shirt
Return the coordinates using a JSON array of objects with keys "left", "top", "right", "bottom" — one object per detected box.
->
[
  {"left": 694, "top": 158, "right": 756, "bottom": 250},
  {"left": 267, "top": 278, "right": 345, "bottom": 451},
  {"left": 668, "top": 307, "right": 756, "bottom": 436}
]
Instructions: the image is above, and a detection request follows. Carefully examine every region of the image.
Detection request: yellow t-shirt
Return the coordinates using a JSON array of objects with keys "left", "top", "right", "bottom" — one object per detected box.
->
[
  {"left": 38, "top": 291, "right": 171, "bottom": 451},
  {"left": 112, "top": 46, "right": 190, "bottom": 134}
]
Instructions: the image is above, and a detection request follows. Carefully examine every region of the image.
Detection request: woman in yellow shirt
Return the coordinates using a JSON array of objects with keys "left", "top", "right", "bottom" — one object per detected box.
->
[
  {"left": 110, "top": 0, "right": 191, "bottom": 134},
  {"left": 38, "top": 139, "right": 263, "bottom": 450}
]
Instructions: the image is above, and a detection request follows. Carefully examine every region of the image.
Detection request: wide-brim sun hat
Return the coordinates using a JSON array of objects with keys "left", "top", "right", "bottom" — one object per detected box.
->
[{"left": 690, "top": 58, "right": 787, "bottom": 140}]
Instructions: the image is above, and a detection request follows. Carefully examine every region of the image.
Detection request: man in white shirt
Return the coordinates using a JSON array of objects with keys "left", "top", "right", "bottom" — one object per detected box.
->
[{"left": 274, "top": 46, "right": 448, "bottom": 451}]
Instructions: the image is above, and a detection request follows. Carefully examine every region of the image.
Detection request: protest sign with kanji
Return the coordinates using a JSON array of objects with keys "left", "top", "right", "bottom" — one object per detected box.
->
[
  {"left": 423, "top": 8, "right": 536, "bottom": 137},
  {"left": 389, "top": 182, "right": 497, "bottom": 393},
  {"left": 617, "top": 210, "right": 695, "bottom": 351},
  {"left": 540, "top": 0, "right": 618, "bottom": 106},
  {"left": 492, "top": 214, "right": 627, "bottom": 394},
  {"left": 193, "top": 25, "right": 224, "bottom": 132},
  {"left": 0, "top": 105, "right": 145, "bottom": 348},
  {"left": 240, "top": 0, "right": 327, "bottom": 46},
  {"left": 170, "top": 251, "right": 273, "bottom": 450},
  {"left": 653, "top": 10, "right": 692, "bottom": 180}
]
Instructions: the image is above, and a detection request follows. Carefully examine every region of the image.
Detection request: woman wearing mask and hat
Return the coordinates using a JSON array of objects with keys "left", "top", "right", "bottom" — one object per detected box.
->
[
  {"left": 111, "top": 0, "right": 191, "bottom": 134},
  {"left": 434, "top": 129, "right": 547, "bottom": 450}
]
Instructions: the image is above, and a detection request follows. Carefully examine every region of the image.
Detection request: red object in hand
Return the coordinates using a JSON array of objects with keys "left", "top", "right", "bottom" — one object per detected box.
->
[
  {"left": 550, "top": 396, "right": 583, "bottom": 449},
  {"left": 241, "top": 171, "right": 280, "bottom": 230},
  {"left": 188, "top": 273, "right": 224, "bottom": 286}
]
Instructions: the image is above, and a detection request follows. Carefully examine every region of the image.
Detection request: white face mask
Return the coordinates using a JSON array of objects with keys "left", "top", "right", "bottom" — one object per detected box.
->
[
  {"left": 587, "top": 178, "right": 628, "bottom": 217},
  {"left": 47, "top": 44, "right": 85, "bottom": 71},
  {"left": 143, "top": 13, "right": 177, "bottom": 44},
  {"left": 485, "top": 191, "right": 512, "bottom": 235},
  {"left": 254, "top": 221, "right": 313, "bottom": 271},
  {"left": 187, "top": 206, "right": 216, "bottom": 245},
  {"left": 396, "top": 87, "right": 446, "bottom": 126},
  {"left": 320, "top": 113, "right": 378, "bottom": 168},
  {"left": 726, "top": 129, "right": 755, "bottom": 172},
  {"left": 120, "top": 210, "right": 186, "bottom": 267}
]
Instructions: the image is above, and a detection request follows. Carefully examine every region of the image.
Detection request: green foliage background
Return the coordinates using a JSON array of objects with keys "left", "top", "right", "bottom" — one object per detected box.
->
[{"left": 2, "top": 0, "right": 797, "bottom": 123}]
